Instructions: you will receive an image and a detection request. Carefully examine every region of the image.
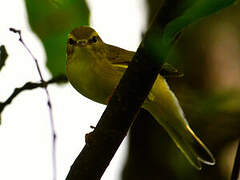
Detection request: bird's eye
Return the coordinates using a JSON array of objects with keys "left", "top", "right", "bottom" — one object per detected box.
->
[
  {"left": 68, "top": 38, "right": 76, "bottom": 45},
  {"left": 91, "top": 36, "right": 98, "bottom": 43}
]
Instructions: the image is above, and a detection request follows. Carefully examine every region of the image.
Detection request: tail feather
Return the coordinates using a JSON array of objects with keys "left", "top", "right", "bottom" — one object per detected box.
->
[
  {"left": 143, "top": 74, "right": 215, "bottom": 169},
  {"left": 143, "top": 102, "right": 215, "bottom": 169},
  {"left": 164, "top": 124, "right": 202, "bottom": 169},
  {"left": 185, "top": 126, "right": 215, "bottom": 165},
  {"left": 161, "top": 122, "right": 215, "bottom": 170}
]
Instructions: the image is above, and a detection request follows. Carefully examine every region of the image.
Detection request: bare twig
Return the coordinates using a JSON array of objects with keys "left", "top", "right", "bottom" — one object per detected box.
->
[
  {"left": 9, "top": 28, "right": 62, "bottom": 180},
  {"left": 0, "top": 74, "right": 67, "bottom": 113},
  {"left": 231, "top": 140, "right": 240, "bottom": 180}
]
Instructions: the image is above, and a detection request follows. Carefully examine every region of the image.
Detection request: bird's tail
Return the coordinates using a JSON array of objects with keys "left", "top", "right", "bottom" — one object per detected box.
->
[
  {"left": 162, "top": 121, "right": 215, "bottom": 170},
  {"left": 143, "top": 75, "right": 215, "bottom": 169},
  {"left": 143, "top": 101, "right": 215, "bottom": 170}
]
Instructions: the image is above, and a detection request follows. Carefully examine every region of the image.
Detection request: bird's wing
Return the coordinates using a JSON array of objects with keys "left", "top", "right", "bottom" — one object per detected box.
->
[
  {"left": 160, "top": 63, "right": 184, "bottom": 78},
  {"left": 106, "top": 44, "right": 183, "bottom": 77},
  {"left": 106, "top": 44, "right": 134, "bottom": 70}
]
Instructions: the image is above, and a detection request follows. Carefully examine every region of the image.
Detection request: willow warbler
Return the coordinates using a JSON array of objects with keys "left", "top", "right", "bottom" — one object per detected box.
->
[{"left": 66, "top": 26, "right": 215, "bottom": 169}]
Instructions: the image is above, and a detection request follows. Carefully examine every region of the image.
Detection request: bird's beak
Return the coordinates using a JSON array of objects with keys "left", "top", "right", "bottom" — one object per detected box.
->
[{"left": 77, "top": 40, "right": 87, "bottom": 47}]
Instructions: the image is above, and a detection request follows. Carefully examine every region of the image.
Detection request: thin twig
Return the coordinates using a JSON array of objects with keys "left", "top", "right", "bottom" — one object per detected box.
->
[
  {"left": 231, "top": 140, "right": 240, "bottom": 180},
  {"left": 9, "top": 28, "right": 62, "bottom": 180},
  {"left": 0, "top": 74, "right": 67, "bottom": 113}
]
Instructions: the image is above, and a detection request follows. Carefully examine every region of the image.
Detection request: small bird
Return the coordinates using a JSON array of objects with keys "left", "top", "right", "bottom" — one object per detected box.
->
[{"left": 66, "top": 26, "right": 215, "bottom": 170}]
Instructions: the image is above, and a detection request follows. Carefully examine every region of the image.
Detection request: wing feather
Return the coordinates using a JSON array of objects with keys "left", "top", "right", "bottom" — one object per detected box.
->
[{"left": 105, "top": 43, "right": 183, "bottom": 77}]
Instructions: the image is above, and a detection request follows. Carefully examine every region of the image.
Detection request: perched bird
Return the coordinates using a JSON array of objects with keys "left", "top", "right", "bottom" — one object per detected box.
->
[{"left": 66, "top": 26, "right": 215, "bottom": 170}]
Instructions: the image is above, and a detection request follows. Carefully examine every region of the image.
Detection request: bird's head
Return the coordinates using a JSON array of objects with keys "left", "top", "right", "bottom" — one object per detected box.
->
[{"left": 66, "top": 26, "right": 104, "bottom": 57}]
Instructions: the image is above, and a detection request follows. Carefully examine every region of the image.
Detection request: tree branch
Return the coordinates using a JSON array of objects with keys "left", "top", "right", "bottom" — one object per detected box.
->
[
  {"left": 66, "top": 1, "right": 184, "bottom": 179},
  {"left": 0, "top": 74, "right": 67, "bottom": 114}
]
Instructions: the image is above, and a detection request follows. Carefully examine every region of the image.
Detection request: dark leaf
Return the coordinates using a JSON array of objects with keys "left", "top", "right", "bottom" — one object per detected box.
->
[{"left": 0, "top": 45, "right": 8, "bottom": 72}]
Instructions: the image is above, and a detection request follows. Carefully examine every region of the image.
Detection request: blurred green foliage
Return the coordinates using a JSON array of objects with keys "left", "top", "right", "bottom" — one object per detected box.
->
[
  {"left": 162, "top": 0, "right": 239, "bottom": 45},
  {"left": 149, "top": 0, "right": 239, "bottom": 64},
  {"left": 24, "top": 0, "right": 89, "bottom": 77}
]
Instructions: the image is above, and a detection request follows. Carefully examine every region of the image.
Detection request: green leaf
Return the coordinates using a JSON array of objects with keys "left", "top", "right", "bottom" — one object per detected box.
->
[
  {"left": 0, "top": 45, "right": 8, "bottom": 72},
  {"left": 160, "top": 0, "right": 239, "bottom": 60},
  {"left": 24, "top": 0, "right": 89, "bottom": 77}
]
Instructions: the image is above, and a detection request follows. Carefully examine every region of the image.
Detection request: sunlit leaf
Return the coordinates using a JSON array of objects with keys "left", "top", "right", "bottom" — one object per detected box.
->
[{"left": 25, "top": 0, "right": 89, "bottom": 77}]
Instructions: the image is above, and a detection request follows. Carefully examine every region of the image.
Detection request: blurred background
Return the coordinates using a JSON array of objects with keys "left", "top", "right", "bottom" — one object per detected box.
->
[{"left": 0, "top": 0, "right": 240, "bottom": 179}]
